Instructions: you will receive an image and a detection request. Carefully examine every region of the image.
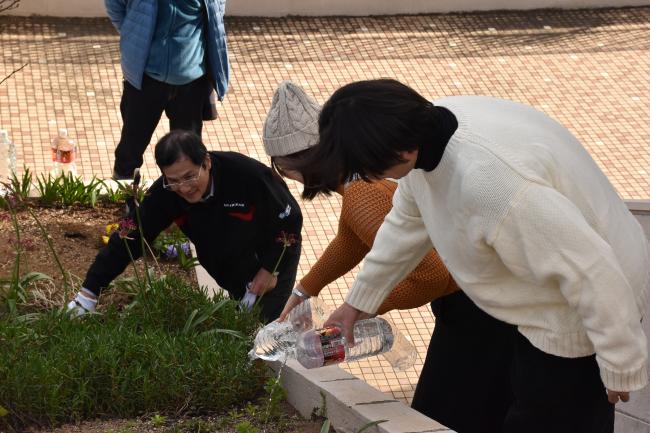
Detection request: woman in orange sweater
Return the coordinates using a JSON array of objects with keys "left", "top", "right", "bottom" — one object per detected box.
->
[
  {"left": 279, "top": 178, "right": 457, "bottom": 317},
  {"left": 262, "top": 81, "right": 516, "bottom": 433}
]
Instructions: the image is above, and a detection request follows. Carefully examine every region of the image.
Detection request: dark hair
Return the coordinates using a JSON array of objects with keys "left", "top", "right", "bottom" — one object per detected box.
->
[
  {"left": 270, "top": 148, "right": 315, "bottom": 179},
  {"left": 154, "top": 130, "right": 208, "bottom": 168},
  {"left": 294, "top": 79, "right": 438, "bottom": 200}
]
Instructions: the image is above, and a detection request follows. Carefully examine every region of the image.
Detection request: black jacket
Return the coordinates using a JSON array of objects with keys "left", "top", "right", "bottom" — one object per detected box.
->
[{"left": 84, "top": 151, "right": 302, "bottom": 298}]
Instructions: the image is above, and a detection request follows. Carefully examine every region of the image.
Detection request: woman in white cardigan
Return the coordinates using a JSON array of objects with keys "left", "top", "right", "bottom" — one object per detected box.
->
[{"left": 293, "top": 78, "right": 649, "bottom": 433}]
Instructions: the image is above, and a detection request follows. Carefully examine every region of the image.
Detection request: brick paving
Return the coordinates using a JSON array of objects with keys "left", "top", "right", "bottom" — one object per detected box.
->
[{"left": 1, "top": 7, "right": 649, "bottom": 405}]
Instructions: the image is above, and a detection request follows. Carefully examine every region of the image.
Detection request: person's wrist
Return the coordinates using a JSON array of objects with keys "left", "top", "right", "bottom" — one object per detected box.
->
[{"left": 292, "top": 286, "right": 310, "bottom": 300}]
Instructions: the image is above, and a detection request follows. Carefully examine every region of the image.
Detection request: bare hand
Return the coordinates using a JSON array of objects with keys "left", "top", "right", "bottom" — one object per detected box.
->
[
  {"left": 248, "top": 267, "right": 277, "bottom": 296},
  {"left": 324, "top": 302, "right": 361, "bottom": 346},
  {"left": 607, "top": 389, "right": 630, "bottom": 404},
  {"left": 278, "top": 292, "right": 306, "bottom": 322},
  {"left": 357, "top": 311, "right": 376, "bottom": 320}
]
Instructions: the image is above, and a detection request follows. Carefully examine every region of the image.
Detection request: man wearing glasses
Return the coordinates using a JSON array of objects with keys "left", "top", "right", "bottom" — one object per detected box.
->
[{"left": 68, "top": 130, "right": 302, "bottom": 323}]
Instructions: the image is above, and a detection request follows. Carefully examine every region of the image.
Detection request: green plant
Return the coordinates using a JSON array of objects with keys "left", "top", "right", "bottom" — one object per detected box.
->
[
  {"left": 34, "top": 173, "right": 63, "bottom": 206},
  {"left": 234, "top": 420, "right": 258, "bottom": 433},
  {"left": 262, "top": 376, "right": 287, "bottom": 422},
  {"left": 103, "top": 177, "right": 147, "bottom": 205},
  {"left": 151, "top": 414, "right": 168, "bottom": 427},
  {"left": 0, "top": 198, "right": 54, "bottom": 316},
  {"left": 7, "top": 167, "right": 32, "bottom": 201},
  {"left": 320, "top": 419, "right": 330, "bottom": 433},
  {"left": 173, "top": 417, "right": 218, "bottom": 433},
  {"left": 0, "top": 275, "right": 265, "bottom": 431},
  {"left": 0, "top": 167, "right": 32, "bottom": 204},
  {"left": 56, "top": 172, "right": 102, "bottom": 207},
  {"left": 1, "top": 272, "right": 53, "bottom": 316},
  {"left": 177, "top": 244, "right": 199, "bottom": 271},
  {"left": 99, "top": 179, "right": 127, "bottom": 204}
]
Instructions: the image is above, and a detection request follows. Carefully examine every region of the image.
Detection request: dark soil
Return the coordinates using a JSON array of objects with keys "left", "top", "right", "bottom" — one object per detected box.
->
[
  {"left": 0, "top": 203, "right": 197, "bottom": 310},
  {"left": 23, "top": 402, "right": 325, "bottom": 433}
]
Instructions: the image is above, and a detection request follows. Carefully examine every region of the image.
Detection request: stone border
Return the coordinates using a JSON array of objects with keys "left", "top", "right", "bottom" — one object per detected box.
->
[{"left": 267, "top": 359, "right": 452, "bottom": 433}]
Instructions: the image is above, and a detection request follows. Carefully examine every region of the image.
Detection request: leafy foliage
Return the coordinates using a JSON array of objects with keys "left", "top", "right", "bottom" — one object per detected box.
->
[{"left": 0, "top": 276, "right": 267, "bottom": 431}]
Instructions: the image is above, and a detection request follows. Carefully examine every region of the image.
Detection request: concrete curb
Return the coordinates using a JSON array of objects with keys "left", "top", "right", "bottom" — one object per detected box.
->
[{"left": 267, "top": 359, "right": 453, "bottom": 433}]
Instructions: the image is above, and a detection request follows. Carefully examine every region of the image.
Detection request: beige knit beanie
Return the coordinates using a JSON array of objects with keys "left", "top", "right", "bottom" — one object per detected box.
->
[{"left": 263, "top": 81, "right": 321, "bottom": 157}]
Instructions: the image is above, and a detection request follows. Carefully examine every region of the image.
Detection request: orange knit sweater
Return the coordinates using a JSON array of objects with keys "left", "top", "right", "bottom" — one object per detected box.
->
[{"left": 300, "top": 180, "right": 458, "bottom": 314}]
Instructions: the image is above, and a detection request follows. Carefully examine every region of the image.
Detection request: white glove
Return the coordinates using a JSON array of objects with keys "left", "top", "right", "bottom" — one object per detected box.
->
[{"left": 240, "top": 284, "right": 257, "bottom": 311}]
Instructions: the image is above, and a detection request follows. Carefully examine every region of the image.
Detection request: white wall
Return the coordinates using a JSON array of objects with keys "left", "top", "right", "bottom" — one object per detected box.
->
[
  {"left": 227, "top": 0, "right": 650, "bottom": 17},
  {"left": 7, "top": 0, "right": 650, "bottom": 18},
  {"left": 8, "top": 0, "right": 105, "bottom": 17}
]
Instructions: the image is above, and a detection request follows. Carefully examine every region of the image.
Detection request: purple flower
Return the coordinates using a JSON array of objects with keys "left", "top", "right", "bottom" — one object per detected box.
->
[
  {"left": 164, "top": 244, "right": 179, "bottom": 259},
  {"left": 163, "top": 242, "right": 191, "bottom": 259}
]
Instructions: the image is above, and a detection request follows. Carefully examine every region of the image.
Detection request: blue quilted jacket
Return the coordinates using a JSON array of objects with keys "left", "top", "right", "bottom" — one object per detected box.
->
[{"left": 105, "top": 0, "right": 229, "bottom": 100}]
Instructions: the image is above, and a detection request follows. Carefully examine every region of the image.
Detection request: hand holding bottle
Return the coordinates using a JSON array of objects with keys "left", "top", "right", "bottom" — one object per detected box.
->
[{"left": 323, "top": 302, "right": 362, "bottom": 346}]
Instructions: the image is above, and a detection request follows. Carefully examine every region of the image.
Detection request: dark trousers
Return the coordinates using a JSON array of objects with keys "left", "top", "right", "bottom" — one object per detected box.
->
[
  {"left": 412, "top": 291, "right": 615, "bottom": 433},
  {"left": 113, "top": 74, "right": 213, "bottom": 178},
  {"left": 503, "top": 332, "right": 614, "bottom": 433},
  {"left": 411, "top": 291, "right": 517, "bottom": 433}
]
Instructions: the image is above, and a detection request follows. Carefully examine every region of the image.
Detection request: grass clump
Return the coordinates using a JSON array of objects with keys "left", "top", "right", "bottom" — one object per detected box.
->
[{"left": 0, "top": 275, "right": 267, "bottom": 431}]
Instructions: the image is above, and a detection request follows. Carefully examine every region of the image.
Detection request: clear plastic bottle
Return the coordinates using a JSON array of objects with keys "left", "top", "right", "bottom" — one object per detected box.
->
[
  {"left": 250, "top": 320, "right": 297, "bottom": 361},
  {"left": 249, "top": 297, "right": 332, "bottom": 362},
  {"left": 381, "top": 318, "right": 418, "bottom": 370},
  {"left": 296, "top": 317, "right": 417, "bottom": 371},
  {"left": 51, "top": 128, "right": 77, "bottom": 177},
  {"left": 50, "top": 130, "right": 60, "bottom": 176},
  {"left": 0, "top": 130, "right": 12, "bottom": 183}
]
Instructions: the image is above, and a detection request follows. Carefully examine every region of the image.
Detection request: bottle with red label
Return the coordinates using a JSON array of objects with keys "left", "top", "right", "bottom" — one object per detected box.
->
[
  {"left": 51, "top": 128, "right": 77, "bottom": 177},
  {"left": 295, "top": 317, "right": 416, "bottom": 370}
]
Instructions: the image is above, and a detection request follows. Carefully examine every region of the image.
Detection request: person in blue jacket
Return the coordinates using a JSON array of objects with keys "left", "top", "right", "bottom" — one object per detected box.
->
[{"left": 105, "top": 0, "right": 230, "bottom": 180}]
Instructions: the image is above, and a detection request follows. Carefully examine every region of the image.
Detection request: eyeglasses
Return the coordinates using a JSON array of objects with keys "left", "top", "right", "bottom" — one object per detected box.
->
[{"left": 162, "top": 165, "right": 204, "bottom": 191}]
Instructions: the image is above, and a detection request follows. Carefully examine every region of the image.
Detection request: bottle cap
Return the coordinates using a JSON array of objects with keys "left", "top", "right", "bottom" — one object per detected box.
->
[{"left": 58, "top": 128, "right": 68, "bottom": 138}]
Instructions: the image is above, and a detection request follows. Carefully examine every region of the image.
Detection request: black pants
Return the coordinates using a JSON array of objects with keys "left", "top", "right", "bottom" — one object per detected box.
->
[
  {"left": 412, "top": 291, "right": 614, "bottom": 433},
  {"left": 503, "top": 332, "right": 614, "bottom": 433},
  {"left": 411, "top": 291, "right": 517, "bottom": 433},
  {"left": 113, "top": 74, "right": 213, "bottom": 178}
]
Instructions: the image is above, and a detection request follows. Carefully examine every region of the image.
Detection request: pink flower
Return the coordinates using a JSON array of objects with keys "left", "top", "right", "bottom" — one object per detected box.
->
[{"left": 118, "top": 217, "right": 137, "bottom": 239}]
